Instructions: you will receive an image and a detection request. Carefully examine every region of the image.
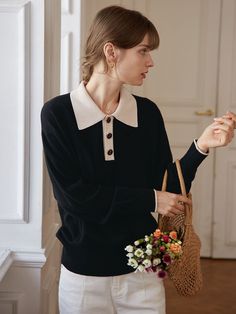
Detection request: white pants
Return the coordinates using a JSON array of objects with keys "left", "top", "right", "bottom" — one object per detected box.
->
[{"left": 59, "top": 265, "right": 166, "bottom": 314}]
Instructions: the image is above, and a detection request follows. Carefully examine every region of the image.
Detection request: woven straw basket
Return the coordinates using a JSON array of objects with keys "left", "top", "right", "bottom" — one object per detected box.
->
[{"left": 158, "top": 160, "right": 203, "bottom": 296}]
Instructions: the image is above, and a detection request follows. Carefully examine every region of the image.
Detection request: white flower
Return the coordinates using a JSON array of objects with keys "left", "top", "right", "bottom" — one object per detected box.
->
[
  {"left": 134, "top": 240, "right": 140, "bottom": 246},
  {"left": 145, "top": 235, "right": 149, "bottom": 242},
  {"left": 134, "top": 249, "right": 144, "bottom": 258},
  {"left": 146, "top": 244, "right": 153, "bottom": 250},
  {"left": 125, "top": 245, "right": 134, "bottom": 253},
  {"left": 153, "top": 258, "right": 161, "bottom": 266},
  {"left": 126, "top": 253, "right": 134, "bottom": 258},
  {"left": 128, "top": 258, "right": 138, "bottom": 268},
  {"left": 145, "top": 249, "right": 152, "bottom": 256},
  {"left": 137, "top": 265, "right": 145, "bottom": 272},
  {"left": 143, "top": 259, "right": 152, "bottom": 268}
]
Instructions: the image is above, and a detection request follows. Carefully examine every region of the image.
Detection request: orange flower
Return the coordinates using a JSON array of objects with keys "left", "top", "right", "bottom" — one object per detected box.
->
[
  {"left": 169, "top": 231, "right": 177, "bottom": 240},
  {"left": 170, "top": 243, "right": 182, "bottom": 254},
  {"left": 154, "top": 229, "right": 162, "bottom": 238}
]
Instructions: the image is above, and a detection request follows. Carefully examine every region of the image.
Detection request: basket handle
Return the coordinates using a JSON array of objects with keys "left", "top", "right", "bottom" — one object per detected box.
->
[
  {"left": 175, "top": 159, "right": 187, "bottom": 196},
  {"left": 161, "top": 169, "right": 168, "bottom": 192},
  {"left": 161, "top": 160, "right": 186, "bottom": 195},
  {"left": 175, "top": 160, "right": 192, "bottom": 224},
  {"left": 160, "top": 160, "right": 192, "bottom": 224}
]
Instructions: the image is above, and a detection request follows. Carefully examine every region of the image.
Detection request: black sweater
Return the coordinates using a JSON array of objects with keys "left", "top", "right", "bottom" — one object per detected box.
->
[{"left": 41, "top": 93, "right": 207, "bottom": 276}]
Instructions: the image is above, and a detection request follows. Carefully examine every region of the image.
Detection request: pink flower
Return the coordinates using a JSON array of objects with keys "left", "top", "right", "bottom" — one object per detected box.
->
[{"left": 159, "top": 246, "right": 166, "bottom": 252}]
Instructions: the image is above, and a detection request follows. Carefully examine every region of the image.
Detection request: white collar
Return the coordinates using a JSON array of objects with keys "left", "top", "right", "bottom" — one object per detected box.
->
[{"left": 70, "top": 82, "right": 138, "bottom": 130}]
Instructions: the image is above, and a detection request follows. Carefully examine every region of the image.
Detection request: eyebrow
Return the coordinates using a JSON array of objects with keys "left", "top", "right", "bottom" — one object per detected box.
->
[{"left": 138, "top": 44, "right": 151, "bottom": 49}]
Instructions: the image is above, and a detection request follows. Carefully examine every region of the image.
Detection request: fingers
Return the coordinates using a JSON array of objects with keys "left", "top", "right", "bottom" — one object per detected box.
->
[
  {"left": 156, "top": 191, "right": 191, "bottom": 217},
  {"left": 225, "top": 111, "right": 236, "bottom": 126},
  {"left": 215, "top": 113, "right": 236, "bottom": 129},
  {"left": 212, "top": 129, "right": 234, "bottom": 146},
  {"left": 212, "top": 123, "right": 234, "bottom": 139},
  {"left": 178, "top": 194, "right": 192, "bottom": 206},
  {"left": 212, "top": 118, "right": 234, "bottom": 144},
  {"left": 213, "top": 117, "right": 234, "bottom": 129}
]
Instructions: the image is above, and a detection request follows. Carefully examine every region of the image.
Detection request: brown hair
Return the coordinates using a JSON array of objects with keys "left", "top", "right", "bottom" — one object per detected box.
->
[{"left": 82, "top": 5, "right": 160, "bottom": 82}]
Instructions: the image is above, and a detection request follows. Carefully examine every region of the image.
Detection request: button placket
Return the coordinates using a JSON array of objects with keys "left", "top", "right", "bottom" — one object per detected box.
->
[{"left": 102, "top": 116, "right": 115, "bottom": 161}]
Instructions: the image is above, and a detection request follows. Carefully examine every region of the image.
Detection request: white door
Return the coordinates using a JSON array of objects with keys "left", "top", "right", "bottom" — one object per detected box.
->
[
  {"left": 136, "top": 0, "right": 221, "bottom": 257},
  {"left": 212, "top": 0, "right": 236, "bottom": 258},
  {"left": 78, "top": 0, "right": 235, "bottom": 257}
]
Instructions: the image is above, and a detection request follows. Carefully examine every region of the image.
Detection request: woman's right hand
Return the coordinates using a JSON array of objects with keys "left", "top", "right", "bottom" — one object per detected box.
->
[{"left": 155, "top": 191, "right": 192, "bottom": 217}]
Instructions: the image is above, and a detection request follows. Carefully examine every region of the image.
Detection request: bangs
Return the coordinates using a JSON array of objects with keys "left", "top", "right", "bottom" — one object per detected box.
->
[
  {"left": 107, "top": 8, "right": 160, "bottom": 50},
  {"left": 126, "top": 19, "right": 160, "bottom": 50},
  {"left": 146, "top": 23, "right": 160, "bottom": 50}
]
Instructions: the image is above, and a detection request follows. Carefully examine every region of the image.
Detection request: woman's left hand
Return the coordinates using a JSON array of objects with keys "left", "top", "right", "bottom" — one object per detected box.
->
[
  {"left": 197, "top": 117, "right": 234, "bottom": 152},
  {"left": 222, "top": 111, "right": 236, "bottom": 129}
]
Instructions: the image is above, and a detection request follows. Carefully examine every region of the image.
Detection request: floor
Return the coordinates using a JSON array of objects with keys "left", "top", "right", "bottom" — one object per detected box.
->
[{"left": 164, "top": 258, "right": 236, "bottom": 314}]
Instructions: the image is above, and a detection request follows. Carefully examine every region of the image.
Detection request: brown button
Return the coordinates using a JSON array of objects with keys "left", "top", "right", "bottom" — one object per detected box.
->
[
  {"left": 107, "top": 133, "right": 112, "bottom": 139},
  {"left": 107, "top": 149, "right": 113, "bottom": 155},
  {"left": 106, "top": 117, "right": 111, "bottom": 123}
]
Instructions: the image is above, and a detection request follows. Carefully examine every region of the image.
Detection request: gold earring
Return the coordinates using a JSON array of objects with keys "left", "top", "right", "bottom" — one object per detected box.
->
[{"left": 109, "top": 62, "right": 114, "bottom": 69}]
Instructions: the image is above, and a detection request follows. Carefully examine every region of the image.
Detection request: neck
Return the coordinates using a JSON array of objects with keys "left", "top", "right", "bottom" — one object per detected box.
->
[{"left": 85, "top": 72, "right": 122, "bottom": 115}]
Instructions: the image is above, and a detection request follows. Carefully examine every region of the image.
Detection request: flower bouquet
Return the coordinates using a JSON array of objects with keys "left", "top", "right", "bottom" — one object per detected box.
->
[{"left": 125, "top": 229, "right": 182, "bottom": 278}]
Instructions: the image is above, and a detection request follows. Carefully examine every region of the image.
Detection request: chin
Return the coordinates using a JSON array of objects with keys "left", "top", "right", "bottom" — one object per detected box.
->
[
  {"left": 129, "top": 81, "right": 143, "bottom": 87},
  {"left": 135, "top": 82, "right": 144, "bottom": 87}
]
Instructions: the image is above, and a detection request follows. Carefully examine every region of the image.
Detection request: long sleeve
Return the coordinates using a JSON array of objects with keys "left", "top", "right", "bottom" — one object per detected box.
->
[{"left": 149, "top": 100, "right": 208, "bottom": 194}]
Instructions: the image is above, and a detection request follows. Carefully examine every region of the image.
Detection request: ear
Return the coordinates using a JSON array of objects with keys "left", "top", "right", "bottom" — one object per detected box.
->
[{"left": 103, "top": 42, "right": 117, "bottom": 65}]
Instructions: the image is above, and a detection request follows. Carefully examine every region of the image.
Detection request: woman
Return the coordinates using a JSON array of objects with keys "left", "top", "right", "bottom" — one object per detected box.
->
[{"left": 41, "top": 6, "right": 234, "bottom": 314}]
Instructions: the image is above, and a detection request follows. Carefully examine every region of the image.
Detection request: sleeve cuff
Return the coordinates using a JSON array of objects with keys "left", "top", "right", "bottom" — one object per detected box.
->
[
  {"left": 153, "top": 189, "right": 158, "bottom": 212},
  {"left": 151, "top": 190, "right": 159, "bottom": 222},
  {"left": 194, "top": 139, "right": 209, "bottom": 156}
]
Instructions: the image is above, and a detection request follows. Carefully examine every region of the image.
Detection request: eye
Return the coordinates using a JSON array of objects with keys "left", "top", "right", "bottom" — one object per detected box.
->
[
  {"left": 140, "top": 49, "right": 147, "bottom": 55},
  {"left": 139, "top": 48, "right": 150, "bottom": 55}
]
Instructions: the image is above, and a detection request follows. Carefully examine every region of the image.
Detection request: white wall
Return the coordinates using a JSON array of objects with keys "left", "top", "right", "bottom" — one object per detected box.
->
[
  {"left": 61, "top": 0, "right": 81, "bottom": 92},
  {"left": 0, "top": 0, "right": 62, "bottom": 313}
]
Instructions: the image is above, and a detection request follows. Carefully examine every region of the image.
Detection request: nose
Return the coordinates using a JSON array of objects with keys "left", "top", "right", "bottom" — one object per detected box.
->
[{"left": 147, "top": 53, "right": 154, "bottom": 67}]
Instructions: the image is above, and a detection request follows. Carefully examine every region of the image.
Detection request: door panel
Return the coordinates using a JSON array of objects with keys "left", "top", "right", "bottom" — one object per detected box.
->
[
  {"left": 141, "top": 0, "right": 221, "bottom": 257},
  {"left": 213, "top": 0, "right": 236, "bottom": 258}
]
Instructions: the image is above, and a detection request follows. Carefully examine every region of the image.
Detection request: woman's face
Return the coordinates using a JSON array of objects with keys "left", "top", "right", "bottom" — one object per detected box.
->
[{"left": 115, "top": 34, "right": 154, "bottom": 86}]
